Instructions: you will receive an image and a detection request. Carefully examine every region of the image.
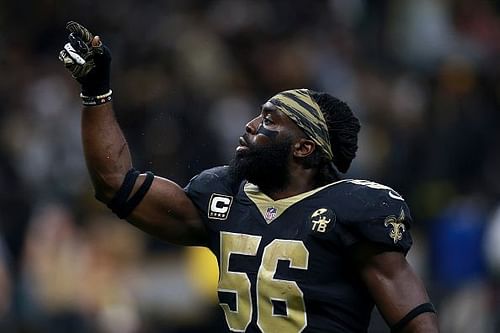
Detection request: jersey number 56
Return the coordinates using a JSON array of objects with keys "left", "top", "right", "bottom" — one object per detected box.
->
[{"left": 219, "top": 232, "right": 309, "bottom": 332}]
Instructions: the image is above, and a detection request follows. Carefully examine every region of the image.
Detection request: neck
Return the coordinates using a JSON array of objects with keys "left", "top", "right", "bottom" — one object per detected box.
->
[{"left": 262, "top": 165, "right": 318, "bottom": 200}]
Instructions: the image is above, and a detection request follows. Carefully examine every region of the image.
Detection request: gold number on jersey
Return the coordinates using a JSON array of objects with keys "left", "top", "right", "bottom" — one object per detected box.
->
[
  {"left": 257, "top": 239, "right": 309, "bottom": 332},
  {"left": 219, "top": 232, "right": 309, "bottom": 333},
  {"left": 219, "top": 232, "right": 262, "bottom": 331}
]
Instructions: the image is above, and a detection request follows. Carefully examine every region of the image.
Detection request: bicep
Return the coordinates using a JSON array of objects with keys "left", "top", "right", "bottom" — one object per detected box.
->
[
  {"left": 354, "top": 243, "right": 438, "bottom": 332},
  {"left": 125, "top": 174, "right": 207, "bottom": 246}
]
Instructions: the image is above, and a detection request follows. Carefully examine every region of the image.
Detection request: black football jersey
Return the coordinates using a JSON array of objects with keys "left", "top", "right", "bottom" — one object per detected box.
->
[{"left": 184, "top": 166, "right": 413, "bottom": 333}]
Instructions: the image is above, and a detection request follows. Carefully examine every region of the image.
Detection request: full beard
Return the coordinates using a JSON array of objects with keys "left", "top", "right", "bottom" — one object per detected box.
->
[{"left": 228, "top": 136, "right": 292, "bottom": 194}]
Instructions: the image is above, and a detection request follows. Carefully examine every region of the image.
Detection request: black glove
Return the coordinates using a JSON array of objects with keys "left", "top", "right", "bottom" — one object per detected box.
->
[{"left": 59, "top": 21, "right": 111, "bottom": 97}]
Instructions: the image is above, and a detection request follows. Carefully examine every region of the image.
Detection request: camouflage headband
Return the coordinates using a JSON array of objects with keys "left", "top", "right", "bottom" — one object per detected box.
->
[{"left": 268, "top": 89, "right": 334, "bottom": 161}]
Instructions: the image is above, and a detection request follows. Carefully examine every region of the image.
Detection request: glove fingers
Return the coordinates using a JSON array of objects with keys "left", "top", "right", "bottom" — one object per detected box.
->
[
  {"left": 72, "top": 61, "right": 95, "bottom": 78},
  {"left": 66, "top": 21, "right": 94, "bottom": 44},
  {"left": 58, "top": 47, "right": 96, "bottom": 78},
  {"left": 60, "top": 21, "right": 111, "bottom": 94},
  {"left": 59, "top": 49, "right": 74, "bottom": 65},
  {"left": 70, "top": 61, "right": 96, "bottom": 78},
  {"left": 63, "top": 42, "right": 86, "bottom": 65},
  {"left": 69, "top": 33, "right": 90, "bottom": 55}
]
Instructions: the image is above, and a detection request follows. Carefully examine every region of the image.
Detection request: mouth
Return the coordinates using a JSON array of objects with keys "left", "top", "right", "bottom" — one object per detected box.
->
[{"left": 236, "top": 136, "right": 249, "bottom": 152}]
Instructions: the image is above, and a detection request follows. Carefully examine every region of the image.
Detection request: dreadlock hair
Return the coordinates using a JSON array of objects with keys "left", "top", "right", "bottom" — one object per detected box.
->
[{"left": 302, "top": 91, "right": 361, "bottom": 186}]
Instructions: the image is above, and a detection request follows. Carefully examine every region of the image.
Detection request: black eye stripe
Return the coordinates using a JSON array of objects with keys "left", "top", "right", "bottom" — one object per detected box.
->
[{"left": 256, "top": 125, "right": 278, "bottom": 139}]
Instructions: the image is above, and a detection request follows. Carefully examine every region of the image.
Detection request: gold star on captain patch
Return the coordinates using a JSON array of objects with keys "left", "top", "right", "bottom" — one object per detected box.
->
[{"left": 384, "top": 208, "right": 406, "bottom": 244}]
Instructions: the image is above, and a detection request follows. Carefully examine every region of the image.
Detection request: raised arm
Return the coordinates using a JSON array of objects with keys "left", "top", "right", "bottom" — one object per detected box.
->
[
  {"left": 59, "top": 22, "right": 206, "bottom": 246},
  {"left": 353, "top": 243, "right": 439, "bottom": 333}
]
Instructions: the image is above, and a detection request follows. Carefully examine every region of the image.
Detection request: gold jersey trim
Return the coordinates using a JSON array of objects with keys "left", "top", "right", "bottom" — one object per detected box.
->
[{"left": 244, "top": 180, "right": 347, "bottom": 224}]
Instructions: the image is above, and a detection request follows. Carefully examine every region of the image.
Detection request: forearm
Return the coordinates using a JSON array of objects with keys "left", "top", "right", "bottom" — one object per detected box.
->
[
  {"left": 61, "top": 22, "right": 206, "bottom": 244},
  {"left": 59, "top": 22, "right": 123, "bottom": 201},
  {"left": 81, "top": 102, "right": 132, "bottom": 202}
]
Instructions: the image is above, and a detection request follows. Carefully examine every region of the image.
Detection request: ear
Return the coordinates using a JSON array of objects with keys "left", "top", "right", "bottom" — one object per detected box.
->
[{"left": 293, "top": 138, "right": 316, "bottom": 158}]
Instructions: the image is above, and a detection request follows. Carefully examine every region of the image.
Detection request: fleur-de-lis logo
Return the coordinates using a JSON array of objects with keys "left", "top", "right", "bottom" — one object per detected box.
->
[{"left": 384, "top": 208, "right": 406, "bottom": 243}]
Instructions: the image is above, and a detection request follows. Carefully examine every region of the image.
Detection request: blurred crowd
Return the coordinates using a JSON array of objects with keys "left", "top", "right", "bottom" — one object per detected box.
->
[{"left": 0, "top": 0, "right": 499, "bottom": 332}]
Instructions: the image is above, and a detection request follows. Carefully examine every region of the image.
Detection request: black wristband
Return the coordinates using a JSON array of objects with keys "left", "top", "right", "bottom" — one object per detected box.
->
[{"left": 391, "top": 302, "right": 436, "bottom": 333}]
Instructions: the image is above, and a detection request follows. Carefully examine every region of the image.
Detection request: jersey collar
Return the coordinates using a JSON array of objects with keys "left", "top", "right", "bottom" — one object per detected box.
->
[{"left": 243, "top": 180, "right": 347, "bottom": 224}]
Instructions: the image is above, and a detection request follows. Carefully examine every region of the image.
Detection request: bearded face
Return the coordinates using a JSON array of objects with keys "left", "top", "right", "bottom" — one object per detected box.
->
[{"left": 228, "top": 133, "right": 293, "bottom": 194}]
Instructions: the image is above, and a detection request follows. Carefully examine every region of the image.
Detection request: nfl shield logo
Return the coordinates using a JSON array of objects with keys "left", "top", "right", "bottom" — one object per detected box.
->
[{"left": 265, "top": 207, "right": 278, "bottom": 222}]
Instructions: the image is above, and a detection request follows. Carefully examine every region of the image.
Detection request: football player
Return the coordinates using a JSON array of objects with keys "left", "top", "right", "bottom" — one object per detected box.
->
[{"left": 59, "top": 22, "right": 439, "bottom": 332}]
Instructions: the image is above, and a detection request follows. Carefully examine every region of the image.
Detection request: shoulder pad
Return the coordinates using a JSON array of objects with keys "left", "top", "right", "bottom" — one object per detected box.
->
[
  {"left": 187, "top": 166, "right": 230, "bottom": 186},
  {"left": 184, "top": 165, "right": 240, "bottom": 198},
  {"left": 345, "top": 179, "right": 405, "bottom": 202},
  {"left": 334, "top": 179, "right": 413, "bottom": 253}
]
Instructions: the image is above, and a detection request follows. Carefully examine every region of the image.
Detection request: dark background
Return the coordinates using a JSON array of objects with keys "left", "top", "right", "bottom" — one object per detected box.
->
[{"left": 0, "top": 0, "right": 499, "bottom": 332}]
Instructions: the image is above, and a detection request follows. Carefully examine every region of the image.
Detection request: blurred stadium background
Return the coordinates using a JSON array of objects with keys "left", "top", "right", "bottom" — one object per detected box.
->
[{"left": 0, "top": 0, "right": 499, "bottom": 332}]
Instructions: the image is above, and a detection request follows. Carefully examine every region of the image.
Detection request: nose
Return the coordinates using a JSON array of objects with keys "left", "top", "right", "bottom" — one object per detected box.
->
[{"left": 245, "top": 116, "right": 260, "bottom": 135}]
